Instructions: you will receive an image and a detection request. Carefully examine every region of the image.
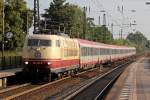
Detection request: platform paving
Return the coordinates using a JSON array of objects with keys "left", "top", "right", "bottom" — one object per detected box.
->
[
  {"left": 106, "top": 57, "right": 150, "bottom": 100},
  {"left": 0, "top": 68, "right": 22, "bottom": 87},
  {"left": 0, "top": 68, "right": 22, "bottom": 78}
]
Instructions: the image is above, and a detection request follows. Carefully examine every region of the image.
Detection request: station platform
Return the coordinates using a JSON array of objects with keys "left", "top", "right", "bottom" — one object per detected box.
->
[
  {"left": 106, "top": 57, "right": 150, "bottom": 100},
  {"left": 0, "top": 68, "right": 22, "bottom": 87}
]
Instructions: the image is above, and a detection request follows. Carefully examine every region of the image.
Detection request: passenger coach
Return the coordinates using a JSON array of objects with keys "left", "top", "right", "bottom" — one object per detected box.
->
[{"left": 77, "top": 39, "right": 136, "bottom": 69}]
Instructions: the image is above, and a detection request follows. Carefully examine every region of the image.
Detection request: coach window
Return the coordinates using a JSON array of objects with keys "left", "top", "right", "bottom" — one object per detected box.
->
[
  {"left": 56, "top": 40, "right": 61, "bottom": 47},
  {"left": 81, "top": 47, "right": 84, "bottom": 56},
  {"left": 96, "top": 48, "right": 98, "bottom": 55},
  {"left": 86, "top": 47, "right": 88, "bottom": 56},
  {"left": 84, "top": 47, "right": 86, "bottom": 56},
  {"left": 106, "top": 49, "right": 108, "bottom": 54},
  {"left": 83, "top": 47, "right": 85, "bottom": 56},
  {"left": 89, "top": 48, "right": 91, "bottom": 56},
  {"left": 101, "top": 48, "right": 102, "bottom": 55},
  {"left": 87, "top": 47, "right": 89, "bottom": 56},
  {"left": 108, "top": 49, "right": 110, "bottom": 55},
  {"left": 106, "top": 49, "right": 108, "bottom": 55},
  {"left": 99, "top": 48, "right": 101, "bottom": 55},
  {"left": 104, "top": 49, "right": 107, "bottom": 55},
  {"left": 103, "top": 49, "right": 105, "bottom": 55},
  {"left": 113, "top": 49, "right": 115, "bottom": 54},
  {"left": 92, "top": 48, "right": 93, "bottom": 55},
  {"left": 100, "top": 48, "right": 103, "bottom": 55}
]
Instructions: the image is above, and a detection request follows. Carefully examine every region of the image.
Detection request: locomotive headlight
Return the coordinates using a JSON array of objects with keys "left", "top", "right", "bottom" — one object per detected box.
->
[
  {"left": 25, "top": 61, "right": 29, "bottom": 65},
  {"left": 47, "top": 62, "right": 51, "bottom": 65}
]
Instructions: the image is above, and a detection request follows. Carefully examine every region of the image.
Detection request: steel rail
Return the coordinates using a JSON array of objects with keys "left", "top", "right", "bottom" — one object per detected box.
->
[
  {"left": 0, "top": 83, "right": 30, "bottom": 94},
  {"left": 1, "top": 67, "right": 99, "bottom": 100},
  {"left": 64, "top": 61, "right": 131, "bottom": 100}
]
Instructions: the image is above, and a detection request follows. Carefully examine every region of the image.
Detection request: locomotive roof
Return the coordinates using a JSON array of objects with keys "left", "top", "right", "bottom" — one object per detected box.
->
[{"left": 26, "top": 34, "right": 72, "bottom": 40}]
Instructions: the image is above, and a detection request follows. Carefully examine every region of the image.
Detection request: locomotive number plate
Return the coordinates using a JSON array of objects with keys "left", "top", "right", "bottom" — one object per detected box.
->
[
  {"left": 34, "top": 51, "right": 41, "bottom": 58},
  {"left": 33, "top": 62, "right": 43, "bottom": 64}
]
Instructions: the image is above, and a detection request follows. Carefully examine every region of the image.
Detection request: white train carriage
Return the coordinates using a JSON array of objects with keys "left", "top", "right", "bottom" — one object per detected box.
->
[{"left": 77, "top": 39, "right": 136, "bottom": 69}]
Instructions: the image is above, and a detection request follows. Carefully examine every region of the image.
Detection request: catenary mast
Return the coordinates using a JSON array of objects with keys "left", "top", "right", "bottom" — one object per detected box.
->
[{"left": 33, "top": 0, "right": 40, "bottom": 34}]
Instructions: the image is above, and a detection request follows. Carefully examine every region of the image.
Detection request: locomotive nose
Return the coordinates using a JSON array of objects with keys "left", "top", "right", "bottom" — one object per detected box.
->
[
  {"left": 34, "top": 51, "right": 42, "bottom": 58},
  {"left": 36, "top": 48, "right": 41, "bottom": 51}
]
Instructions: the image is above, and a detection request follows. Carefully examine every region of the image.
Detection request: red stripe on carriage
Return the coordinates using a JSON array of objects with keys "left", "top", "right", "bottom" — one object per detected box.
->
[{"left": 50, "top": 59, "right": 80, "bottom": 68}]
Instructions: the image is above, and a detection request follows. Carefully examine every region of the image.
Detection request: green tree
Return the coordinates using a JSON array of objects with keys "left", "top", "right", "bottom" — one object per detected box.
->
[
  {"left": 42, "top": 0, "right": 69, "bottom": 32},
  {"left": 42, "top": 0, "right": 114, "bottom": 44},
  {"left": 146, "top": 40, "right": 150, "bottom": 48},
  {"left": 86, "top": 25, "right": 113, "bottom": 44},
  {"left": 113, "top": 39, "right": 131, "bottom": 46},
  {"left": 127, "top": 31, "right": 148, "bottom": 52},
  {"left": 0, "top": 0, "right": 33, "bottom": 50},
  {"left": 68, "top": 5, "right": 84, "bottom": 38},
  {"left": 42, "top": 0, "right": 84, "bottom": 38}
]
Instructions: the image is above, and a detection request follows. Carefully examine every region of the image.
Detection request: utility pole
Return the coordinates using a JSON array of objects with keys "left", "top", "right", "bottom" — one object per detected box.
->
[
  {"left": 98, "top": 16, "right": 101, "bottom": 26},
  {"left": 83, "top": 6, "right": 87, "bottom": 39},
  {"left": 2, "top": 0, "right": 5, "bottom": 59},
  {"left": 103, "top": 13, "right": 106, "bottom": 26},
  {"left": 102, "top": 13, "right": 107, "bottom": 43},
  {"left": 122, "top": 0, "right": 124, "bottom": 14},
  {"left": 33, "top": 0, "right": 40, "bottom": 34},
  {"left": 26, "top": 10, "right": 29, "bottom": 34},
  {"left": 111, "top": 23, "right": 113, "bottom": 34},
  {"left": 120, "top": 28, "right": 123, "bottom": 39},
  {"left": 110, "top": 23, "right": 113, "bottom": 43},
  {"left": 121, "top": 0, "right": 124, "bottom": 39}
]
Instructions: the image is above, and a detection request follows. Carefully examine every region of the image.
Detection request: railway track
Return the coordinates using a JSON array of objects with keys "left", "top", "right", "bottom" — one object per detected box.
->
[
  {"left": 0, "top": 83, "right": 39, "bottom": 100},
  {"left": 0, "top": 67, "right": 108, "bottom": 100},
  {"left": 64, "top": 61, "right": 131, "bottom": 100},
  {"left": 0, "top": 83, "right": 30, "bottom": 94},
  {"left": 0, "top": 60, "right": 132, "bottom": 100}
]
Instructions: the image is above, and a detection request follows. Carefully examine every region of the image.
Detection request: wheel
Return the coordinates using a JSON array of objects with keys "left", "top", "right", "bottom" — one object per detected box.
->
[
  {"left": 47, "top": 73, "right": 52, "bottom": 82},
  {"left": 58, "top": 73, "right": 62, "bottom": 79}
]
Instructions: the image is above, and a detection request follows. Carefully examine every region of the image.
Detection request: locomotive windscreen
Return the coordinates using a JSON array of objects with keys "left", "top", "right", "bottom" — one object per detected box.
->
[{"left": 27, "top": 39, "right": 51, "bottom": 46}]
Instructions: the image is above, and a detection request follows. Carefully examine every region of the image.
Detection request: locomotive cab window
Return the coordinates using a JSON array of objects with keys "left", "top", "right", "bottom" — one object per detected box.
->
[
  {"left": 56, "top": 40, "right": 61, "bottom": 47},
  {"left": 27, "top": 39, "right": 51, "bottom": 46},
  {"left": 40, "top": 40, "right": 51, "bottom": 46}
]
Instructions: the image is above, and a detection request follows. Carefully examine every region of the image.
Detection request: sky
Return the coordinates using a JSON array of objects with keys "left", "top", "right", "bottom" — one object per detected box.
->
[{"left": 26, "top": 0, "right": 150, "bottom": 39}]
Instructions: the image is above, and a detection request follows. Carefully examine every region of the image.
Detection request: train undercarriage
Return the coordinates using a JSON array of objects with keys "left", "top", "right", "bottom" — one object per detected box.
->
[
  {"left": 22, "top": 56, "right": 134, "bottom": 83},
  {"left": 22, "top": 64, "right": 80, "bottom": 82}
]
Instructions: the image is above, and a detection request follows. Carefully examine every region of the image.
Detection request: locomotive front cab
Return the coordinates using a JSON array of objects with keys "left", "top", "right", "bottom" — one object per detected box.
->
[{"left": 22, "top": 35, "right": 61, "bottom": 69}]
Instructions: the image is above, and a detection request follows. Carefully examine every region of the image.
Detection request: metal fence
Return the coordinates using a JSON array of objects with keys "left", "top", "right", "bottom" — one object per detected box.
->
[{"left": 0, "top": 56, "right": 23, "bottom": 70}]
